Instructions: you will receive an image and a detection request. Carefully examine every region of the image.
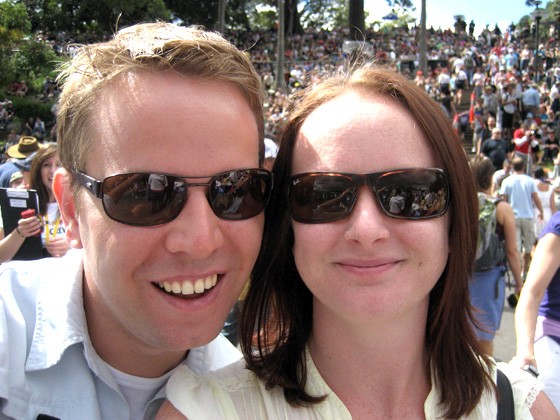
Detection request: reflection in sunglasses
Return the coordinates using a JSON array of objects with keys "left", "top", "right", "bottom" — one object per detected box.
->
[
  {"left": 72, "top": 168, "right": 272, "bottom": 226},
  {"left": 288, "top": 168, "right": 449, "bottom": 223}
]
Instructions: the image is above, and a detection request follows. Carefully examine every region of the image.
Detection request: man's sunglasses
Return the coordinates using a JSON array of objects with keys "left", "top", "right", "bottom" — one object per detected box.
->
[
  {"left": 72, "top": 168, "right": 273, "bottom": 226},
  {"left": 288, "top": 168, "right": 449, "bottom": 224}
]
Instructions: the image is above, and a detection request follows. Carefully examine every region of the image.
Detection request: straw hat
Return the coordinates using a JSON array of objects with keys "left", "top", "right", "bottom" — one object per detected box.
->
[{"left": 6, "top": 136, "right": 41, "bottom": 159}]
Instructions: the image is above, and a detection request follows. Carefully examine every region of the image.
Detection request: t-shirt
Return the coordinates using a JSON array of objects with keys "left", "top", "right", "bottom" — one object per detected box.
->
[
  {"left": 500, "top": 173, "right": 538, "bottom": 219},
  {"left": 41, "top": 202, "right": 65, "bottom": 248}
]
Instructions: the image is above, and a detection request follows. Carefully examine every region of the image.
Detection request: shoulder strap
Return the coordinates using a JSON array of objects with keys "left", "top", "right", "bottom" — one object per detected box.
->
[{"left": 496, "top": 368, "right": 515, "bottom": 420}]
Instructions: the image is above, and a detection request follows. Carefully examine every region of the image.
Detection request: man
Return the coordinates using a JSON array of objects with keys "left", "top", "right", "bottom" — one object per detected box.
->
[
  {"left": 475, "top": 115, "right": 496, "bottom": 155},
  {"left": 543, "top": 125, "right": 560, "bottom": 163},
  {"left": 500, "top": 157, "right": 543, "bottom": 279},
  {"left": 482, "top": 85, "right": 499, "bottom": 117},
  {"left": 481, "top": 127, "right": 508, "bottom": 170},
  {"left": 521, "top": 82, "right": 539, "bottom": 121},
  {"left": 492, "top": 158, "right": 513, "bottom": 194},
  {"left": 0, "top": 136, "right": 42, "bottom": 187},
  {"left": 0, "top": 22, "right": 272, "bottom": 419}
]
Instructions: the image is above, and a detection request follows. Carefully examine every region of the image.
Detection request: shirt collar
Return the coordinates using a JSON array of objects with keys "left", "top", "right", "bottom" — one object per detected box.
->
[{"left": 26, "top": 249, "right": 87, "bottom": 371}]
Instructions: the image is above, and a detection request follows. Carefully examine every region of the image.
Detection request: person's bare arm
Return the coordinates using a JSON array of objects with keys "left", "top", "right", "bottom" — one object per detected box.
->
[
  {"left": 0, "top": 215, "right": 41, "bottom": 263},
  {"left": 496, "top": 201, "right": 522, "bottom": 292},
  {"left": 512, "top": 233, "right": 560, "bottom": 370},
  {"left": 529, "top": 391, "right": 560, "bottom": 419}
]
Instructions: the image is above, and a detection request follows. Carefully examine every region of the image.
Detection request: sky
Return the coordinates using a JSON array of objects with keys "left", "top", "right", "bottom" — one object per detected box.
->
[{"left": 364, "top": 0, "right": 552, "bottom": 36}]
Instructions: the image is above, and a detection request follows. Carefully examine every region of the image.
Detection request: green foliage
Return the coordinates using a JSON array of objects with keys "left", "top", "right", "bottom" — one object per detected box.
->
[
  {"left": 300, "top": 0, "right": 349, "bottom": 29},
  {"left": 164, "top": 0, "right": 218, "bottom": 27},
  {"left": 6, "top": 40, "right": 60, "bottom": 93},
  {"left": 20, "top": 0, "right": 171, "bottom": 36},
  {"left": 248, "top": 4, "right": 277, "bottom": 30},
  {"left": 11, "top": 96, "right": 56, "bottom": 127},
  {"left": 0, "top": 0, "right": 31, "bottom": 32}
]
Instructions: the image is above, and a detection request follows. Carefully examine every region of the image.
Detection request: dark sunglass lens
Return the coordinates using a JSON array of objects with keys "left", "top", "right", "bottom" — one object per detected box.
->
[
  {"left": 374, "top": 170, "right": 448, "bottom": 219},
  {"left": 289, "top": 174, "right": 356, "bottom": 223},
  {"left": 102, "top": 173, "right": 186, "bottom": 226},
  {"left": 208, "top": 170, "right": 271, "bottom": 220}
]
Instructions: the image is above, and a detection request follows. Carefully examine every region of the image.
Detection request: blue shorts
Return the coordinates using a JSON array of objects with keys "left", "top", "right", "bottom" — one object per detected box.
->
[{"left": 469, "top": 266, "right": 505, "bottom": 341}]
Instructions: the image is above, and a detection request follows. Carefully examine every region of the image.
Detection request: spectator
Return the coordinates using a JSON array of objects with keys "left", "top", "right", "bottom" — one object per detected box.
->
[
  {"left": 0, "top": 136, "right": 42, "bottom": 188},
  {"left": 0, "top": 103, "right": 9, "bottom": 130},
  {"left": 500, "top": 157, "right": 544, "bottom": 280},
  {"left": 481, "top": 127, "right": 509, "bottom": 170},
  {"left": 512, "top": 211, "right": 560, "bottom": 412},
  {"left": 522, "top": 83, "right": 541, "bottom": 121},
  {"left": 543, "top": 126, "right": 560, "bottom": 163},
  {"left": 22, "top": 117, "right": 35, "bottom": 136},
  {"left": 533, "top": 167, "right": 557, "bottom": 239},
  {"left": 0, "top": 153, "right": 40, "bottom": 263},
  {"left": 482, "top": 85, "right": 499, "bottom": 118},
  {"left": 15, "top": 81, "right": 28, "bottom": 97},
  {"left": 8, "top": 171, "right": 24, "bottom": 189},
  {"left": 469, "top": 156, "right": 522, "bottom": 356},
  {"left": 454, "top": 64, "right": 468, "bottom": 105},
  {"left": 0, "top": 22, "right": 272, "bottom": 419},
  {"left": 493, "top": 158, "right": 513, "bottom": 194},
  {"left": 28, "top": 143, "right": 70, "bottom": 258},
  {"left": 32, "top": 117, "right": 46, "bottom": 140},
  {"left": 501, "top": 82, "right": 518, "bottom": 140}
]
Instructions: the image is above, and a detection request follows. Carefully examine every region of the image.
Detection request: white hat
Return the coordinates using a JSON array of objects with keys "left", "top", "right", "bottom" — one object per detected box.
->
[{"left": 264, "top": 138, "right": 279, "bottom": 159}]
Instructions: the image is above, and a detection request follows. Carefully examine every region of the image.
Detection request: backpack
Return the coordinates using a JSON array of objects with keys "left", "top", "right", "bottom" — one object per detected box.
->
[
  {"left": 475, "top": 192, "right": 505, "bottom": 271},
  {"left": 465, "top": 55, "right": 475, "bottom": 70}
]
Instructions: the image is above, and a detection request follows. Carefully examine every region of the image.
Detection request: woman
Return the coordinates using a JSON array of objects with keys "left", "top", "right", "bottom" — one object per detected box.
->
[
  {"left": 0, "top": 168, "right": 42, "bottom": 263},
  {"left": 501, "top": 82, "right": 517, "bottom": 140},
  {"left": 159, "top": 66, "right": 557, "bottom": 418},
  {"left": 469, "top": 156, "right": 523, "bottom": 356},
  {"left": 28, "top": 143, "right": 69, "bottom": 258},
  {"left": 512, "top": 211, "right": 560, "bottom": 412},
  {"left": 533, "top": 166, "right": 557, "bottom": 238}
]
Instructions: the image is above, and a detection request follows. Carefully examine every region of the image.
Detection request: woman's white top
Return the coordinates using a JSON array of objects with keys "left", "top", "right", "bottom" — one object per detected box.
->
[{"left": 166, "top": 349, "right": 541, "bottom": 419}]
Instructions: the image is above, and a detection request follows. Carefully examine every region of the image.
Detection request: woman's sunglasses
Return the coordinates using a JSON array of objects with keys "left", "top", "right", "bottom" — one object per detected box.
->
[
  {"left": 288, "top": 168, "right": 449, "bottom": 224},
  {"left": 72, "top": 168, "right": 273, "bottom": 226}
]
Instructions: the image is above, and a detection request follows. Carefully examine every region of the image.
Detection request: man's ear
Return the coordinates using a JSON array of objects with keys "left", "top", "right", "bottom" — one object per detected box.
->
[{"left": 53, "top": 168, "right": 83, "bottom": 249}]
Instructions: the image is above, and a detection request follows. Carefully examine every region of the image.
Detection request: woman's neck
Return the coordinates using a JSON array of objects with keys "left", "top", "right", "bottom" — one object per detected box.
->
[{"left": 308, "top": 305, "right": 430, "bottom": 418}]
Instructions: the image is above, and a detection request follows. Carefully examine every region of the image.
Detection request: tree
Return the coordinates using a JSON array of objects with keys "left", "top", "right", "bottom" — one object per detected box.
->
[
  {"left": 0, "top": 0, "right": 31, "bottom": 32},
  {"left": 349, "top": 0, "right": 364, "bottom": 40},
  {"left": 418, "top": 0, "right": 427, "bottom": 75},
  {"left": 20, "top": 0, "right": 171, "bottom": 37}
]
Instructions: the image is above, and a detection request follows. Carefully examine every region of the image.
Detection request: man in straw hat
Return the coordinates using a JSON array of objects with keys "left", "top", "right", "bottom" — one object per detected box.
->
[
  {"left": 0, "top": 22, "right": 271, "bottom": 419},
  {"left": 0, "top": 136, "right": 42, "bottom": 187}
]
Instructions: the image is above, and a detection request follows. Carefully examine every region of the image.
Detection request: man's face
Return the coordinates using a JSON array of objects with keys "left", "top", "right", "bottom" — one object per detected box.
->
[{"left": 59, "top": 72, "right": 264, "bottom": 375}]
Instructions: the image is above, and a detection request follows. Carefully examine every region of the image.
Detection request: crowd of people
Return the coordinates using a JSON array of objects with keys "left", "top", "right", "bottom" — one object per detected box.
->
[{"left": 0, "top": 18, "right": 559, "bottom": 419}]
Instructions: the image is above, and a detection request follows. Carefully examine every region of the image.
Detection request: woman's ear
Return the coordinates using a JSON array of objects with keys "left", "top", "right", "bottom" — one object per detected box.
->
[{"left": 53, "top": 168, "right": 83, "bottom": 249}]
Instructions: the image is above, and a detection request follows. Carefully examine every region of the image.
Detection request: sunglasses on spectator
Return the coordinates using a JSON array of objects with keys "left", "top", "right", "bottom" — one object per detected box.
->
[
  {"left": 288, "top": 168, "right": 449, "bottom": 224},
  {"left": 72, "top": 168, "right": 273, "bottom": 226}
]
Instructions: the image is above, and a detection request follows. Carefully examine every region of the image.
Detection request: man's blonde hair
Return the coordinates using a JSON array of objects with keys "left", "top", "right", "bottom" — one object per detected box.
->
[{"left": 56, "top": 22, "right": 265, "bottom": 176}]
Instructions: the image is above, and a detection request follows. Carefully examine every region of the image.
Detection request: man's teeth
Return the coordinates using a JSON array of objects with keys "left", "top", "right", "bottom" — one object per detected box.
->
[{"left": 158, "top": 274, "right": 218, "bottom": 296}]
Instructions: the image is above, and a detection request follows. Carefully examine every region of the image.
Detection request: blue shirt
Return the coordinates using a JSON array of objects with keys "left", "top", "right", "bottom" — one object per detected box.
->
[
  {"left": 0, "top": 162, "right": 21, "bottom": 188},
  {"left": 522, "top": 87, "right": 540, "bottom": 107},
  {"left": 499, "top": 173, "right": 538, "bottom": 219},
  {"left": 0, "top": 249, "right": 241, "bottom": 419}
]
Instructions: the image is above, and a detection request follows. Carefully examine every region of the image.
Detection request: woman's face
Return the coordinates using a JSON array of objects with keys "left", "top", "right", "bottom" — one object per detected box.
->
[
  {"left": 291, "top": 91, "right": 450, "bottom": 326},
  {"left": 41, "top": 153, "right": 61, "bottom": 193}
]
